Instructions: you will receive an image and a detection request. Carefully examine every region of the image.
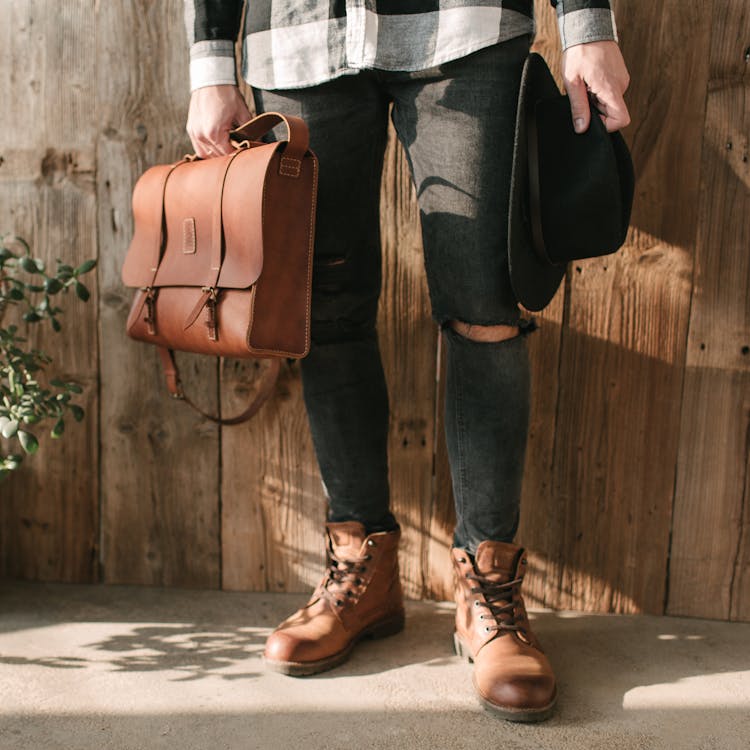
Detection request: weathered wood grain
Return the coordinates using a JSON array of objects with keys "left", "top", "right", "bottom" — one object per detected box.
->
[
  {"left": 668, "top": 1, "right": 749, "bottom": 620},
  {"left": 547, "top": 0, "right": 712, "bottom": 614},
  {"left": 514, "top": 0, "right": 568, "bottom": 611},
  {"left": 0, "top": 1, "right": 98, "bottom": 582},
  {"left": 220, "top": 355, "right": 326, "bottom": 593},
  {"left": 0, "top": 0, "right": 748, "bottom": 624},
  {"left": 378, "top": 117, "right": 437, "bottom": 599},
  {"left": 96, "top": 0, "right": 220, "bottom": 586}
]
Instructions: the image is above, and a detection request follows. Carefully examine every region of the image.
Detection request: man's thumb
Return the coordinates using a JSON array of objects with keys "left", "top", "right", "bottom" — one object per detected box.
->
[{"left": 567, "top": 78, "right": 591, "bottom": 134}]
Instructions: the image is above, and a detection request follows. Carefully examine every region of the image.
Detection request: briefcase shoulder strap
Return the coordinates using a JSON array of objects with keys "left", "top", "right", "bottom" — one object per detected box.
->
[{"left": 157, "top": 346, "right": 281, "bottom": 426}]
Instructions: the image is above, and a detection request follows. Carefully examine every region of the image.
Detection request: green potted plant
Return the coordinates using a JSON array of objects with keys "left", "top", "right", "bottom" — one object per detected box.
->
[{"left": 0, "top": 234, "right": 96, "bottom": 481}]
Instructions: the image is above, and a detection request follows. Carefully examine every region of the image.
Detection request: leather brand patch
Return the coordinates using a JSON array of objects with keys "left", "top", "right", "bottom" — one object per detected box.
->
[{"left": 182, "top": 217, "right": 196, "bottom": 254}]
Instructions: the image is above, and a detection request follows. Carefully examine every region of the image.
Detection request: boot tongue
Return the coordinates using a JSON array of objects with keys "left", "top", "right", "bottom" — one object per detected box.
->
[
  {"left": 327, "top": 521, "right": 368, "bottom": 559},
  {"left": 473, "top": 541, "right": 523, "bottom": 582}
]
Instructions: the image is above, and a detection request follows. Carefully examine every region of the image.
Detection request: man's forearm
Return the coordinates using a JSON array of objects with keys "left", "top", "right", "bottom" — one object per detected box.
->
[
  {"left": 549, "top": 0, "right": 618, "bottom": 49},
  {"left": 184, "top": 0, "right": 243, "bottom": 91}
]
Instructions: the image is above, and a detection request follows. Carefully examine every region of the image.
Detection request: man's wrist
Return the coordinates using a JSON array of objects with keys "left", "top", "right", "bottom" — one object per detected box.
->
[
  {"left": 555, "top": 3, "right": 618, "bottom": 51},
  {"left": 189, "top": 40, "right": 238, "bottom": 92}
]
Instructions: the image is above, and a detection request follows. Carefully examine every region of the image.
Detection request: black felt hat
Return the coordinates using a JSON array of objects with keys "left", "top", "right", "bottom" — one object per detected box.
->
[{"left": 508, "top": 53, "right": 635, "bottom": 312}]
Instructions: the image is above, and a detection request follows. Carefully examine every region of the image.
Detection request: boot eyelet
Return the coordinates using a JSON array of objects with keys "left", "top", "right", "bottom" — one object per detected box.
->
[
  {"left": 346, "top": 591, "right": 354, "bottom": 597},
  {"left": 365, "top": 554, "right": 373, "bottom": 561},
  {"left": 479, "top": 615, "right": 484, "bottom": 620},
  {"left": 473, "top": 600, "right": 480, "bottom": 607},
  {"left": 458, "top": 557, "right": 467, "bottom": 563},
  {"left": 355, "top": 578, "right": 362, "bottom": 585},
  {"left": 367, "top": 539, "right": 376, "bottom": 547},
  {"left": 360, "top": 566, "right": 367, "bottom": 572},
  {"left": 336, "top": 600, "right": 343, "bottom": 607},
  {"left": 484, "top": 626, "right": 491, "bottom": 633}
]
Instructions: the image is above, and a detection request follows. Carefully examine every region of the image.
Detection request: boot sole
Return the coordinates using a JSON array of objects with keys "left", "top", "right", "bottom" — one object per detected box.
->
[
  {"left": 453, "top": 631, "right": 557, "bottom": 723},
  {"left": 263, "top": 609, "right": 406, "bottom": 677}
]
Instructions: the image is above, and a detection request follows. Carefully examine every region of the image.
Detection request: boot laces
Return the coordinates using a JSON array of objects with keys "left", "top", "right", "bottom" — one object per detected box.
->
[
  {"left": 467, "top": 573, "right": 526, "bottom": 636},
  {"left": 318, "top": 547, "right": 373, "bottom": 609}
]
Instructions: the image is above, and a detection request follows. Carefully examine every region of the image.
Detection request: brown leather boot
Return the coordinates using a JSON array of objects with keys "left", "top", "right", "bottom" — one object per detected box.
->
[
  {"left": 451, "top": 541, "right": 557, "bottom": 722},
  {"left": 263, "top": 521, "right": 405, "bottom": 676}
]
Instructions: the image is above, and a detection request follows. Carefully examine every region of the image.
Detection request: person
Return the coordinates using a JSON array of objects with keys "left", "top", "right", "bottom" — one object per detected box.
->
[{"left": 183, "top": 0, "right": 630, "bottom": 723}]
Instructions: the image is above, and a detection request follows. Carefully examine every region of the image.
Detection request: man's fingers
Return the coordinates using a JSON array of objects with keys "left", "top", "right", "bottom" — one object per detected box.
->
[
  {"left": 602, "top": 98, "right": 631, "bottom": 132},
  {"left": 209, "top": 131, "right": 234, "bottom": 156},
  {"left": 590, "top": 88, "right": 631, "bottom": 132},
  {"left": 186, "top": 85, "right": 253, "bottom": 159},
  {"left": 566, "top": 76, "right": 591, "bottom": 133},
  {"left": 192, "top": 135, "right": 214, "bottom": 159}
]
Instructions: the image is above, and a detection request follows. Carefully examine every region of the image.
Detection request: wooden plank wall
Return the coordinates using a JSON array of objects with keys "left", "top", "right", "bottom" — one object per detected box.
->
[
  {"left": 0, "top": 1, "right": 99, "bottom": 581},
  {"left": 0, "top": 0, "right": 747, "bottom": 622}
]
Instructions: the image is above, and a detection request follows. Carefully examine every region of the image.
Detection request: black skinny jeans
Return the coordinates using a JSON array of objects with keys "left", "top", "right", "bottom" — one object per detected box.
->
[{"left": 253, "top": 34, "right": 537, "bottom": 553}]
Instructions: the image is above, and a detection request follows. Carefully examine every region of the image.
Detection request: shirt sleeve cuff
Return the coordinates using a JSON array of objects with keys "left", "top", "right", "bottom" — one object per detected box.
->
[
  {"left": 189, "top": 40, "right": 238, "bottom": 91},
  {"left": 556, "top": 5, "right": 619, "bottom": 50}
]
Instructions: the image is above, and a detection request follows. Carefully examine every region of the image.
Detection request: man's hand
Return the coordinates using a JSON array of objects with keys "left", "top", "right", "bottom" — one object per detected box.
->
[
  {"left": 561, "top": 40, "right": 630, "bottom": 134},
  {"left": 186, "top": 84, "right": 252, "bottom": 158}
]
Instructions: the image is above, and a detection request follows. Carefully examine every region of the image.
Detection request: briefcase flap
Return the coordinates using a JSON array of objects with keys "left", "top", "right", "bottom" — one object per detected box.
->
[{"left": 121, "top": 141, "right": 281, "bottom": 290}]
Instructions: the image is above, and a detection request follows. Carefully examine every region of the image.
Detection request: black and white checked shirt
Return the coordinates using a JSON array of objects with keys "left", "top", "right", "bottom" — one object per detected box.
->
[{"left": 185, "top": 1, "right": 618, "bottom": 92}]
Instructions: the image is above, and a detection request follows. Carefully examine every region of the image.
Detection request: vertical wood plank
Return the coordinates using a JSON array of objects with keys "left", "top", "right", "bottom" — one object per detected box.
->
[
  {"left": 0, "top": 0, "right": 98, "bottom": 582},
  {"left": 514, "top": 0, "right": 567, "bottom": 610},
  {"left": 547, "top": 0, "right": 712, "bottom": 613},
  {"left": 221, "top": 356, "right": 325, "bottom": 593},
  {"left": 378, "top": 118, "right": 437, "bottom": 600},
  {"left": 96, "top": 0, "right": 221, "bottom": 586},
  {"left": 668, "top": 1, "right": 749, "bottom": 620}
]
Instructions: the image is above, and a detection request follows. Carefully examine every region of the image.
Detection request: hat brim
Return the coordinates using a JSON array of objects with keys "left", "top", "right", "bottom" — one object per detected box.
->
[{"left": 508, "top": 53, "right": 568, "bottom": 312}]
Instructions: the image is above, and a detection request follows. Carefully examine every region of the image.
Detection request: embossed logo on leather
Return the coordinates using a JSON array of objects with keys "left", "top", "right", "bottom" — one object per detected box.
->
[{"left": 182, "top": 217, "right": 196, "bottom": 254}]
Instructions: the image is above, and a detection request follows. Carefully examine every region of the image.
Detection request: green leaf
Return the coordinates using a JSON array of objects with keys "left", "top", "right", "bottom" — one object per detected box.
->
[
  {"left": 51, "top": 418, "right": 65, "bottom": 438},
  {"left": 51, "top": 317, "right": 62, "bottom": 332},
  {"left": 3, "top": 454, "right": 23, "bottom": 471},
  {"left": 45, "top": 277, "right": 63, "bottom": 294},
  {"left": 67, "top": 383, "right": 83, "bottom": 394},
  {"left": 19, "top": 256, "right": 39, "bottom": 273},
  {"left": 74, "top": 281, "right": 90, "bottom": 301},
  {"left": 70, "top": 404, "right": 84, "bottom": 422},
  {"left": 8, "top": 236, "right": 30, "bottom": 254},
  {"left": 74, "top": 259, "right": 97, "bottom": 275},
  {"left": 1, "top": 419, "right": 18, "bottom": 439},
  {"left": 18, "top": 430, "right": 39, "bottom": 454},
  {"left": 8, "top": 287, "right": 24, "bottom": 301},
  {"left": 22, "top": 311, "right": 42, "bottom": 323}
]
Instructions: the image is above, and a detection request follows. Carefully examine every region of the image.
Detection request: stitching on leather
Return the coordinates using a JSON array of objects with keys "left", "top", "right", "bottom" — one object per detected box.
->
[
  {"left": 182, "top": 217, "right": 196, "bottom": 254},
  {"left": 302, "top": 156, "right": 316, "bottom": 356},
  {"left": 279, "top": 156, "right": 301, "bottom": 178},
  {"left": 246, "top": 151, "right": 315, "bottom": 358}
]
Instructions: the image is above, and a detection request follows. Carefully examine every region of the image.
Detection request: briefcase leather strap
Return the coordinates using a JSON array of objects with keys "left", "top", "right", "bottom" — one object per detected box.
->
[{"left": 157, "top": 346, "right": 282, "bottom": 426}]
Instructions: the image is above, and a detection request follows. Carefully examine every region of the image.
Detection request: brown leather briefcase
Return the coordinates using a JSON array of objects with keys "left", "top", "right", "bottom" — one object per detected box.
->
[{"left": 121, "top": 111, "right": 318, "bottom": 424}]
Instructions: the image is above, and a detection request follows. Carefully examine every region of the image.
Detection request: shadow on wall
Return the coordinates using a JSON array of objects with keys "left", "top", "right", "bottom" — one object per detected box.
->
[{"left": 426, "top": 310, "right": 690, "bottom": 616}]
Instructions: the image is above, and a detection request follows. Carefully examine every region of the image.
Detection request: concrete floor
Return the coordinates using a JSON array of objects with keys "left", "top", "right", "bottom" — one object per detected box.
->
[{"left": 0, "top": 582, "right": 749, "bottom": 750}]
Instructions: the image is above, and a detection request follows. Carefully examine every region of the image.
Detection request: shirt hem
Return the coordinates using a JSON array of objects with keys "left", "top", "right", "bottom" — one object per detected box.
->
[{"left": 242, "top": 31, "right": 533, "bottom": 91}]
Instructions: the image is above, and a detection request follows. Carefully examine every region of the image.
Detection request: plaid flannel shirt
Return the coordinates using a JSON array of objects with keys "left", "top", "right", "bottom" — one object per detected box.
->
[{"left": 185, "top": 1, "right": 618, "bottom": 92}]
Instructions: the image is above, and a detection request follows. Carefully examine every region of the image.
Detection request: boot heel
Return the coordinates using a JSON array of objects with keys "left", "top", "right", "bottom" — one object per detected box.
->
[
  {"left": 365, "top": 610, "right": 405, "bottom": 640},
  {"left": 453, "top": 631, "right": 473, "bottom": 662}
]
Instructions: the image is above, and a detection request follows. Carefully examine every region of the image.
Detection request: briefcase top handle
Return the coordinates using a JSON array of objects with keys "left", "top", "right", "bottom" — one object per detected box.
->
[{"left": 229, "top": 111, "right": 309, "bottom": 165}]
